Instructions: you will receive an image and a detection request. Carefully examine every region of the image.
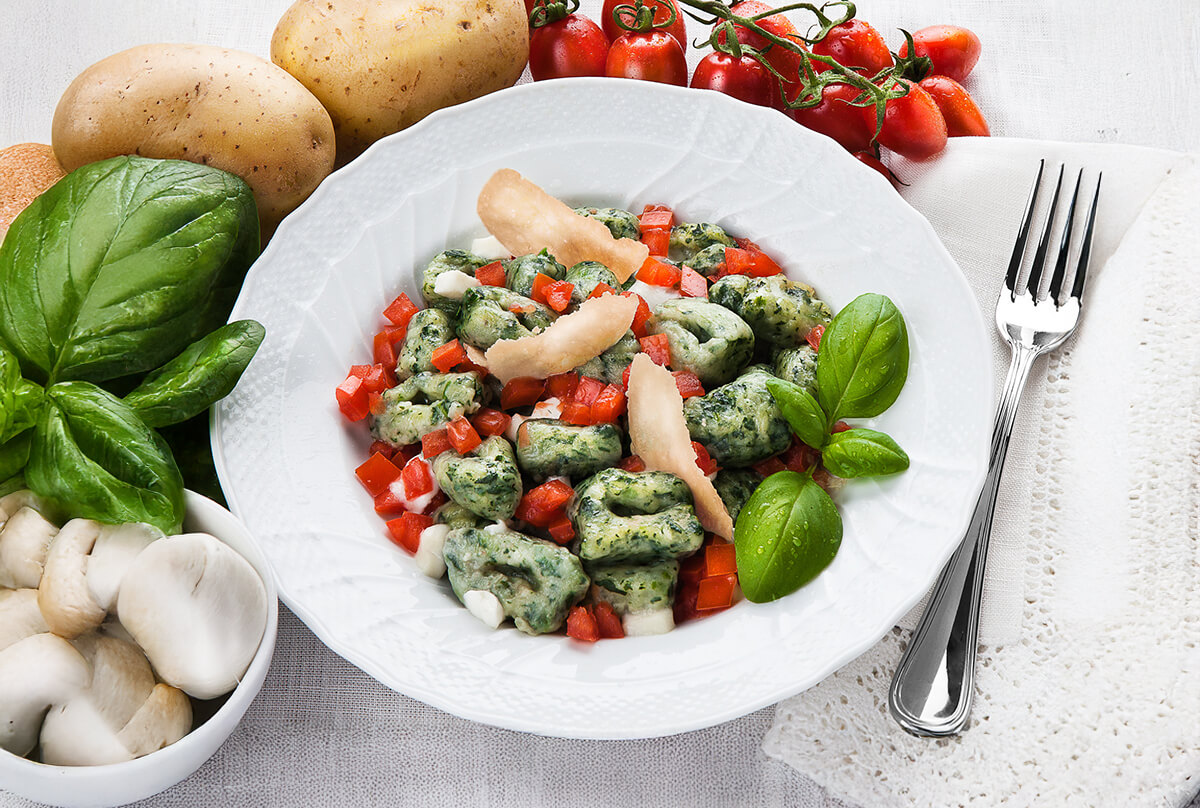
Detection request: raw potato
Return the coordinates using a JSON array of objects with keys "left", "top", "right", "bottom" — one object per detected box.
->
[
  {"left": 0, "top": 144, "right": 65, "bottom": 238},
  {"left": 51, "top": 44, "right": 335, "bottom": 232},
  {"left": 271, "top": 0, "right": 529, "bottom": 161}
]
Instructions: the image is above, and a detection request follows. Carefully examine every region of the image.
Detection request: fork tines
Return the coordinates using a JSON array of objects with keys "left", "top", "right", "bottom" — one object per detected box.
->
[{"left": 1004, "top": 160, "right": 1102, "bottom": 307}]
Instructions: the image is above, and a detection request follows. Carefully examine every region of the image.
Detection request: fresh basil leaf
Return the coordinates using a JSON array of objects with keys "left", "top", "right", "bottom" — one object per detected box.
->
[
  {"left": 733, "top": 470, "right": 842, "bottom": 603},
  {"left": 0, "top": 474, "right": 26, "bottom": 499},
  {"left": 26, "top": 382, "right": 184, "bottom": 533},
  {"left": 0, "top": 156, "right": 258, "bottom": 385},
  {"left": 124, "top": 320, "right": 265, "bottom": 428},
  {"left": 821, "top": 428, "right": 910, "bottom": 478},
  {"left": 816, "top": 293, "right": 909, "bottom": 423},
  {"left": 0, "top": 432, "right": 32, "bottom": 483},
  {"left": 0, "top": 346, "right": 44, "bottom": 443},
  {"left": 765, "top": 377, "right": 828, "bottom": 449}
]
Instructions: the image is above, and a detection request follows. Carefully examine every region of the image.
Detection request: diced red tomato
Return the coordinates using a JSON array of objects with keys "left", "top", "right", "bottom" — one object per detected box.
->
[
  {"left": 530, "top": 272, "right": 556, "bottom": 305},
  {"left": 674, "top": 577, "right": 702, "bottom": 623},
  {"left": 705, "top": 543, "right": 738, "bottom": 577},
  {"left": 574, "top": 376, "right": 605, "bottom": 406},
  {"left": 641, "top": 228, "right": 669, "bottom": 257},
  {"left": 349, "top": 364, "right": 372, "bottom": 378},
  {"left": 544, "top": 280, "right": 575, "bottom": 313},
  {"left": 336, "top": 373, "right": 370, "bottom": 422},
  {"left": 382, "top": 325, "right": 407, "bottom": 345},
  {"left": 546, "top": 371, "right": 580, "bottom": 401},
  {"left": 723, "top": 246, "right": 784, "bottom": 277},
  {"left": 401, "top": 457, "right": 434, "bottom": 500},
  {"left": 566, "top": 605, "right": 600, "bottom": 642},
  {"left": 672, "top": 370, "right": 705, "bottom": 399},
  {"left": 547, "top": 513, "right": 576, "bottom": 545},
  {"left": 359, "top": 364, "right": 389, "bottom": 395},
  {"left": 695, "top": 574, "right": 737, "bottom": 611},
  {"left": 752, "top": 455, "right": 787, "bottom": 477},
  {"left": 637, "top": 257, "right": 682, "bottom": 288},
  {"left": 561, "top": 400, "right": 593, "bottom": 426},
  {"left": 517, "top": 479, "right": 575, "bottom": 527},
  {"left": 430, "top": 340, "right": 467, "bottom": 373},
  {"left": 618, "top": 455, "right": 646, "bottom": 473},
  {"left": 421, "top": 428, "right": 453, "bottom": 458},
  {"left": 500, "top": 377, "right": 546, "bottom": 409},
  {"left": 639, "top": 204, "right": 675, "bottom": 231},
  {"left": 355, "top": 452, "right": 402, "bottom": 497},
  {"left": 679, "top": 552, "right": 707, "bottom": 585},
  {"left": 622, "top": 364, "right": 632, "bottom": 389},
  {"left": 692, "top": 441, "right": 719, "bottom": 476},
  {"left": 639, "top": 334, "right": 671, "bottom": 366},
  {"left": 447, "top": 416, "right": 482, "bottom": 454},
  {"left": 471, "top": 408, "right": 511, "bottom": 438},
  {"left": 383, "top": 293, "right": 419, "bottom": 328},
  {"left": 679, "top": 266, "right": 709, "bottom": 298},
  {"left": 373, "top": 331, "right": 397, "bottom": 368},
  {"left": 368, "top": 440, "right": 396, "bottom": 460},
  {"left": 781, "top": 438, "right": 818, "bottom": 472},
  {"left": 386, "top": 511, "right": 433, "bottom": 554},
  {"left": 616, "top": 291, "right": 650, "bottom": 338},
  {"left": 373, "top": 487, "right": 406, "bottom": 516},
  {"left": 475, "top": 261, "right": 507, "bottom": 287},
  {"left": 590, "top": 384, "right": 626, "bottom": 423},
  {"left": 368, "top": 392, "right": 386, "bottom": 416},
  {"left": 806, "top": 324, "right": 826, "bottom": 351},
  {"left": 832, "top": 421, "right": 852, "bottom": 433},
  {"left": 593, "top": 601, "right": 625, "bottom": 639},
  {"left": 421, "top": 490, "right": 449, "bottom": 516},
  {"left": 588, "top": 282, "right": 618, "bottom": 299}
]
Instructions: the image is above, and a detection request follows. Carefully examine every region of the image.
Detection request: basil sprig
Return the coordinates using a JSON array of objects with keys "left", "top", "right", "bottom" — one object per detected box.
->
[{"left": 734, "top": 293, "right": 910, "bottom": 603}]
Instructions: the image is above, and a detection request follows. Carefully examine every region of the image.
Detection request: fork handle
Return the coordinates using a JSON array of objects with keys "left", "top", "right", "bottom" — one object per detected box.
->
[{"left": 887, "top": 344, "right": 1040, "bottom": 736}]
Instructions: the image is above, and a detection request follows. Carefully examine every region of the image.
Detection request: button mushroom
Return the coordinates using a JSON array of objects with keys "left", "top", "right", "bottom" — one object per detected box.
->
[
  {"left": 37, "top": 519, "right": 107, "bottom": 639},
  {"left": 0, "top": 588, "right": 49, "bottom": 651},
  {"left": 87, "top": 522, "right": 163, "bottom": 613},
  {"left": 117, "top": 532, "right": 267, "bottom": 700},
  {"left": 0, "top": 633, "right": 90, "bottom": 757},
  {"left": 0, "top": 505, "right": 59, "bottom": 589}
]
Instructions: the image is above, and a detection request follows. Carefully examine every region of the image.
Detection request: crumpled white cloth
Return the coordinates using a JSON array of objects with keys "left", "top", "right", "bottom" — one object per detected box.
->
[{"left": 764, "top": 139, "right": 1200, "bottom": 808}]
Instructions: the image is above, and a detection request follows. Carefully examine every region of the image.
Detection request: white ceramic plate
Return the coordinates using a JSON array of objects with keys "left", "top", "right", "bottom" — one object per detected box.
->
[{"left": 212, "top": 78, "right": 992, "bottom": 739}]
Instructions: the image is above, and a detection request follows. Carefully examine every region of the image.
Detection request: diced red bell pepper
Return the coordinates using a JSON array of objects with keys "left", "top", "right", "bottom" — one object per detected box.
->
[
  {"left": 637, "top": 257, "right": 681, "bottom": 288},
  {"left": 401, "top": 457, "right": 434, "bottom": 500},
  {"left": 588, "top": 282, "right": 617, "bottom": 299},
  {"left": 447, "top": 416, "right": 482, "bottom": 454},
  {"left": 544, "top": 280, "right": 575, "bottom": 313},
  {"left": 672, "top": 370, "right": 705, "bottom": 399},
  {"left": 546, "top": 513, "right": 576, "bottom": 545},
  {"left": 621, "top": 291, "right": 652, "bottom": 337},
  {"left": 618, "top": 455, "right": 646, "bottom": 473},
  {"left": 373, "top": 487, "right": 406, "bottom": 516},
  {"left": 679, "top": 266, "right": 709, "bottom": 298},
  {"left": 373, "top": 331, "right": 398, "bottom": 369},
  {"left": 806, "top": 324, "right": 826, "bottom": 351},
  {"left": 752, "top": 456, "right": 787, "bottom": 477},
  {"left": 639, "top": 334, "right": 671, "bottom": 366},
  {"left": 566, "top": 605, "right": 600, "bottom": 642},
  {"left": 593, "top": 601, "right": 625, "bottom": 639},
  {"left": 695, "top": 574, "right": 737, "bottom": 611},
  {"left": 336, "top": 374, "right": 370, "bottom": 422},
  {"left": 356, "top": 452, "right": 403, "bottom": 498},
  {"left": 561, "top": 400, "right": 592, "bottom": 426},
  {"left": 471, "top": 408, "right": 511, "bottom": 438},
  {"left": 692, "top": 441, "right": 718, "bottom": 476},
  {"left": 386, "top": 511, "right": 433, "bottom": 554},
  {"left": 832, "top": 421, "right": 852, "bottom": 433},
  {"left": 500, "top": 377, "right": 546, "bottom": 409},
  {"left": 546, "top": 371, "right": 580, "bottom": 401},
  {"left": 705, "top": 543, "right": 738, "bottom": 577},
  {"left": 368, "top": 440, "right": 396, "bottom": 460},
  {"left": 421, "top": 428, "right": 453, "bottom": 458},
  {"left": 475, "top": 261, "right": 506, "bottom": 287},
  {"left": 590, "top": 384, "right": 626, "bottom": 423},
  {"left": 641, "top": 228, "right": 669, "bottom": 257},
  {"left": 431, "top": 339, "right": 467, "bottom": 373},
  {"left": 639, "top": 204, "right": 675, "bottom": 231},
  {"left": 530, "top": 272, "right": 556, "bottom": 305},
  {"left": 574, "top": 376, "right": 605, "bottom": 406},
  {"left": 383, "top": 293, "right": 419, "bottom": 328}
]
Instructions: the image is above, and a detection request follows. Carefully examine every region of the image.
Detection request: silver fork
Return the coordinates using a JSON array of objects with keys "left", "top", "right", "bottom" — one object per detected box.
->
[{"left": 887, "top": 161, "right": 1102, "bottom": 737}]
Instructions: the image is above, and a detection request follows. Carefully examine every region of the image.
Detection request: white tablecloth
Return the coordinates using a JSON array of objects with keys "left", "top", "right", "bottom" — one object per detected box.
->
[{"left": 2, "top": 2, "right": 1197, "bottom": 806}]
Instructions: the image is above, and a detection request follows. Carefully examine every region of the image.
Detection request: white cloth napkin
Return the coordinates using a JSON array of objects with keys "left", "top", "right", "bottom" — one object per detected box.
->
[{"left": 764, "top": 138, "right": 1200, "bottom": 807}]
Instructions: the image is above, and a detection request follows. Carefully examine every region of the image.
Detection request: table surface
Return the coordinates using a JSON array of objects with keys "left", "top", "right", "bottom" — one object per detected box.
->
[{"left": 2, "top": 2, "right": 1197, "bottom": 806}]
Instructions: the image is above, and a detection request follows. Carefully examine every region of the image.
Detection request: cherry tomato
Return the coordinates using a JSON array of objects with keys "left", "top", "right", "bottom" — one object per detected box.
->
[
  {"left": 529, "top": 14, "right": 610, "bottom": 80},
  {"left": 607, "top": 30, "right": 687, "bottom": 86},
  {"left": 876, "top": 79, "right": 948, "bottom": 161},
  {"left": 789, "top": 82, "right": 876, "bottom": 153},
  {"left": 918, "top": 75, "right": 989, "bottom": 137},
  {"left": 721, "top": 1, "right": 808, "bottom": 106},
  {"left": 811, "top": 19, "right": 892, "bottom": 76},
  {"left": 853, "top": 151, "right": 891, "bottom": 182},
  {"left": 602, "top": 0, "right": 687, "bottom": 52},
  {"left": 898, "top": 25, "right": 982, "bottom": 83},
  {"left": 690, "top": 51, "right": 774, "bottom": 106}
]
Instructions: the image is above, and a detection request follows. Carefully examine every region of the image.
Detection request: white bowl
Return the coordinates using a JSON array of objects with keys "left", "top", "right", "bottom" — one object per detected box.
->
[
  {"left": 212, "top": 78, "right": 992, "bottom": 739},
  {"left": 0, "top": 491, "right": 279, "bottom": 808}
]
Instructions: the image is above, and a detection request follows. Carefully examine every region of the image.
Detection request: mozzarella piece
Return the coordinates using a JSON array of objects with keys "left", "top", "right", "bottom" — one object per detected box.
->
[
  {"left": 462, "top": 590, "right": 505, "bottom": 629},
  {"left": 623, "top": 608, "right": 675, "bottom": 637},
  {"left": 432, "top": 269, "right": 480, "bottom": 299},
  {"left": 628, "top": 279, "right": 682, "bottom": 311},
  {"left": 414, "top": 524, "right": 450, "bottom": 578},
  {"left": 483, "top": 521, "right": 509, "bottom": 535},
  {"left": 471, "top": 235, "right": 511, "bottom": 261}
]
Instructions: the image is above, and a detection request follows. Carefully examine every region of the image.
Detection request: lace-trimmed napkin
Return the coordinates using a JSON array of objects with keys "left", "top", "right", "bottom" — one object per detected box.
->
[{"left": 763, "top": 137, "right": 1200, "bottom": 807}]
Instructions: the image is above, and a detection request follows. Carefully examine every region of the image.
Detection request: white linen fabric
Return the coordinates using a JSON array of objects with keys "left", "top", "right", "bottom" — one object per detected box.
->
[{"left": 1, "top": 2, "right": 1198, "bottom": 807}]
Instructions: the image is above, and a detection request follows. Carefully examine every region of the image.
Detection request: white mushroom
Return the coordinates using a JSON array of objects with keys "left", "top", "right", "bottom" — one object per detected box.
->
[
  {"left": 39, "top": 634, "right": 191, "bottom": 766},
  {"left": 86, "top": 522, "right": 163, "bottom": 613},
  {"left": 118, "top": 532, "right": 267, "bottom": 700},
  {"left": 0, "top": 633, "right": 90, "bottom": 757},
  {"left": 0, "top": 588, "right": 50, "bottom": 651},
  {"left": 37, "top": 519, "right": 107, "bottom": 639},
  {"left": 0, "top": 489, "right": 59, "bottom": 525},
  {"left": 0, "top": 506, "right": 59, "bottom": 589}
]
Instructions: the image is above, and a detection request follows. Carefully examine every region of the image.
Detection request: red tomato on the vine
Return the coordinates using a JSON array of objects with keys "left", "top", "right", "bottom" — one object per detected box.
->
[
  {"left": 810, "top": 19, "right": 892, "bottom": 76},
  {"left": 690, "top": 51, "right": 774, "bottom": 106},
  {"left": 606, "top": 30, "right": 687, "bottom": 86},
  {"left": 602, "top": 0, "right": 687, "bottom": 52},
  {"left": 529, "top": 14, "right": 610, "bottom": 80},
  {"left": 722, "top": 1, "right": 808, "bottom": 106},
  {"left": 918, "top": 75, "right": 989, "bottom": 137},
  {"left": 789, "top": 82, "right": 876, "bottom": 153},
  {"left": 853, "top": 151, "right": 891, "bottom": 182},
  {"left": 898, "top": 25, "right": 982, "bottom": 83},
  {"left": 876, "top": 79, "right": 948, "bottom": 161}
]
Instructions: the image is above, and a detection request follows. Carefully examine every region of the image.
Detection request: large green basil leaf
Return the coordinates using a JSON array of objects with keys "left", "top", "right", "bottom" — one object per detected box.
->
[
  {"left": 0, "top": 474, "right": 26, "bottom": 499},
  {"left": 821, "top": 428, "right": 910, "bottom": 478},
  {"left": 0, "top": 346, "right": 44, "bottom": 443},
  {"left": 26, "top": 382, "right": 184, "bottom": 533},
  {"left": 0, "top": 432, "right": 32, "bottom": 484},
  {"left": 124, "top": 320, "right": 265, "bottom": 428},
  {"left": 816, "top": 293, "right": 909, "bottom": 423},
  {"left": 733, "top": 470, "right": 842, "bottom": 603},
  {"left": 0, "top": 156, "right": 258, "bottom": 385},
  {"left": 765, "top": 377, "right": 828, "bottom": 450}
]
